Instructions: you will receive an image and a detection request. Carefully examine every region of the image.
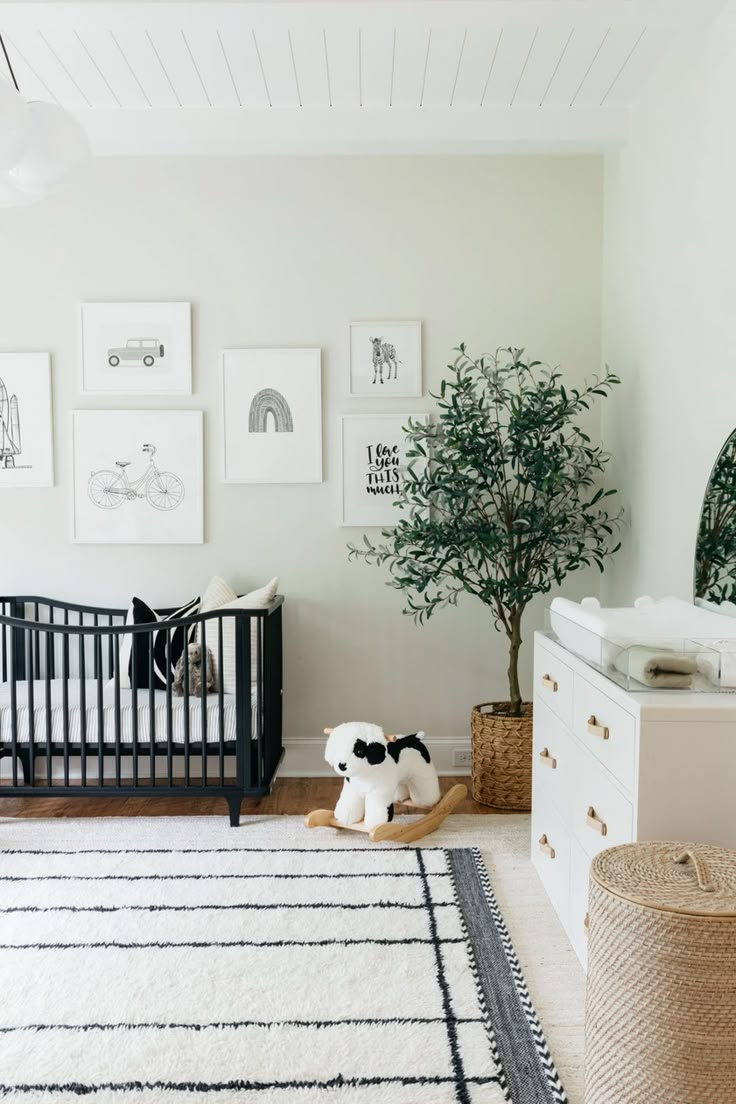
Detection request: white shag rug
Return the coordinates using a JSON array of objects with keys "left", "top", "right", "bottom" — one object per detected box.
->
[{"left": 0, "top": 815, "right": 576, "bottom": 1104}]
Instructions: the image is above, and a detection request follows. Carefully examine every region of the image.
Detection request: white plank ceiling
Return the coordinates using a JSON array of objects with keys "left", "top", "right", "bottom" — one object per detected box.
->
[{"left": 0, "top": 1, "right": 726, "bottom": 153}]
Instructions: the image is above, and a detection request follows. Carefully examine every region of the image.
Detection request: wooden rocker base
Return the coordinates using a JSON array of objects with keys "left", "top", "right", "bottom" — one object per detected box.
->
[{"left": 304, "top": 783, "right": 468, "bottom": 844}]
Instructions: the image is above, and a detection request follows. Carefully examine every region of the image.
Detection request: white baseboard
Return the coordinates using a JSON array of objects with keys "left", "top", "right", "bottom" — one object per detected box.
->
[{"left": 279, "top": 737, "right": 470, "bottom": 778}]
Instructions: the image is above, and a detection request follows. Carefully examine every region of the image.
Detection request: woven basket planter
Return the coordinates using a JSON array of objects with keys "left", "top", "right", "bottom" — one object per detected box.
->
[
  {"left": 585, "top": 841, "right": 736, "bottom": 1104},
  {"left": 470, "top": 702, "right": 532, "bottom": 810}
]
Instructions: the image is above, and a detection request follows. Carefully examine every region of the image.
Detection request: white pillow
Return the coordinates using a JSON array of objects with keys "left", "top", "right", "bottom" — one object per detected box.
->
[{"left": 199, "top": 576, "right": 279, "bottom": 692}]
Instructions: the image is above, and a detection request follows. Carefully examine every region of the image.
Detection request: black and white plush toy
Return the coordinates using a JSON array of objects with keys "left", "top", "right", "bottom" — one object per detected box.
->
[{"left": 324, "top": 721, "right": 440, "bottom": 831}]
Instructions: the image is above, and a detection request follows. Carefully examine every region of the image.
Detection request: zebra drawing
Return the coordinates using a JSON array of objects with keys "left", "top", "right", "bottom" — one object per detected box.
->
[
  {"left": 370, "top": 337, "right": 400, "bottom": 385},
  {"left": 248, "top": 388, "right": 294, "bottom": 433}
]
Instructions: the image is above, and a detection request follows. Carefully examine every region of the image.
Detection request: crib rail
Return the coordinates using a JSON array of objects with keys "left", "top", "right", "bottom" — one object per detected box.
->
[{"left": 0, "top": 596, "right": 284, "bottom": 825}]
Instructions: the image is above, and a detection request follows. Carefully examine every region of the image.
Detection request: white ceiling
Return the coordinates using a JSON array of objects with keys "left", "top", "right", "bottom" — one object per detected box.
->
[{"left": 0, "top": 1, "right": 726, "bottom": 154}]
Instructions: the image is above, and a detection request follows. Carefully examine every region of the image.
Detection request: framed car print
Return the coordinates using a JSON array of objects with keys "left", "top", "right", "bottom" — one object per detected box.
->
[{"left": 79, "top": 302, "right": 192, "bottom": 395}]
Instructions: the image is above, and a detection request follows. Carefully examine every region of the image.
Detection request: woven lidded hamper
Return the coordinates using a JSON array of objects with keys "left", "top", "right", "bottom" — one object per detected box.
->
[
  {"left": 470, "top": 702, "right": 532, "bottom": 810},
  {"left": 585, "top": 841, "right": 736, "bottom": 1104}
]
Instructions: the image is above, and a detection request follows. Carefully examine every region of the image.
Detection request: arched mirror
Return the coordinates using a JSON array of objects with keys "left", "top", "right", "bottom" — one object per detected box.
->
[{"left": 694, "top": 429, "right": 736, "bottom": 605}]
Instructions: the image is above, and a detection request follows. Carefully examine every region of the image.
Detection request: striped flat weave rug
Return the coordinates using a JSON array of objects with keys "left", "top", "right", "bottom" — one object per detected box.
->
[{"left": 0, "top": 823, "right": 567, "bottom": 1104}]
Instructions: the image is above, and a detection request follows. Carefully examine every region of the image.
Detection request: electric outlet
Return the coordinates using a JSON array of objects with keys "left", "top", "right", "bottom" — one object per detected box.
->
[{"left": 452, "top": 748, "right": 472, "bottom": 768}]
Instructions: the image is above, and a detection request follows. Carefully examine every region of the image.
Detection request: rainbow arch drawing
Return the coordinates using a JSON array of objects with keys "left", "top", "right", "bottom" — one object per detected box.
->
[{"left": 248, "top": 388, "right": 294, "bottom": 433}]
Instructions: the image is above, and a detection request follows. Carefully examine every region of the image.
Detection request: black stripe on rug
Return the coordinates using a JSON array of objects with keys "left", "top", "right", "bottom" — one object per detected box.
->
[
  {"left": 0, "top": 1016, "right": 486, "bottom": 1034},
  {"left": 0, "top": 872, "right": 450, "bottom": 882},
  {"left": 447, "top": 848, "right": 568, "bottom": 1104},
  {"left": 0, "top": 901, "right": 456, "bottom": 914},
  {"left": 0, "top": 936, "right": 466, "bottom": 951},
  {"left": 0, "top": 1074, "right": 504, "bottom": 1096}
]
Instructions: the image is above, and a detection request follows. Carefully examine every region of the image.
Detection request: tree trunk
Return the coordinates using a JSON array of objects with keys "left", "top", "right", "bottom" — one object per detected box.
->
[{"left": 507, "top": 610, "right": 523, "bottom": 717}]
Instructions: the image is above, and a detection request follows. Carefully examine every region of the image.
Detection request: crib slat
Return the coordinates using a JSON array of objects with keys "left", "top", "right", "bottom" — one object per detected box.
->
[
  {"left": 166, "top": 626, "right": 173, "bottom": 788},
  {"left": 62, "top": 624, "right": 70, "bottom": 788},
  {"left": 114, "top": 634, "right": 121, "bottom": 787},
  {"left": 93, "top": 614, "right": 99, "bottom": 679},
  {"left": 235, "top": 613, "right": 252, "bottom": 793},
  {"left": 183, "top": 642, "right": 190, "bottom": 786},
  {"left": 27, "top": 628, "right": 35, "bottom": 784},
  {"left": 218, "top": 615, "right": 224, "bottom": 788},
  {"left": 33, "top": 604, "right": 40, "bottom": 680},
  {"left": 44, "top": 630, "right": 52, "bottom": 788},
  {"left": 131, "top": 633, "right": 139, "bottom": 788},
  {"left": 1, "top": 600, "right": 7, "bottom": 682},
  {"left": 96, "top": 633, "right": 104, "bottom": 788},
  {"left": 149, "top": 633, "right": 155, "bottom": 788},
  {"left": 256, "top": 613, "right": 263, "bottom": 789},
  {"left": 200, "top": 618, "right": 207, "bottom": 788},
  {"left": 48, "top": 606, "right": 56, "bottom": 679},
  {"left": 79, "top": 615, "right": 87, "bottom": 787},
  {"left": 9, "top": 632, "right": 18, "bottom": 787},
  {"left": 108, "top": 614, "right": 114, "bottom": 678}
]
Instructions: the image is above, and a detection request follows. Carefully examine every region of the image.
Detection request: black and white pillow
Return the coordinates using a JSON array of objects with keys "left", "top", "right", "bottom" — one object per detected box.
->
[{"left": 119, "top": 596, "right": 200, "bottom": 691}]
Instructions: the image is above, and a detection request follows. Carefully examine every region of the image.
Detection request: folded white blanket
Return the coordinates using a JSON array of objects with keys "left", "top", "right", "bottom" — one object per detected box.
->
[{"left": 614, "top": 646, "right": 698, "bottom": 689}]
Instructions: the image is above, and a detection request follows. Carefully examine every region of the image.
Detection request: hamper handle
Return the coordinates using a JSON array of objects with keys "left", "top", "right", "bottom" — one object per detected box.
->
[{"left": 674, "top": 849, "right": 716, "bottom": 893}]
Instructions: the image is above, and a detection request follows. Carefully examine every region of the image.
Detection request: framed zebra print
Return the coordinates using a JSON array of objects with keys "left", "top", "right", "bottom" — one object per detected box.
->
[
  {"left": 349, "top": 321, "right": 422, "bottom": 397},
  {"left": 222, "top": 348, "right": 322, "bottom": 483}
]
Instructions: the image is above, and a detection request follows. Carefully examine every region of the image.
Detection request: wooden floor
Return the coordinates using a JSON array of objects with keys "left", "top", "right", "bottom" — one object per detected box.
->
[{"left": 0, "top": 775, "right": 518, "bottom": 819}]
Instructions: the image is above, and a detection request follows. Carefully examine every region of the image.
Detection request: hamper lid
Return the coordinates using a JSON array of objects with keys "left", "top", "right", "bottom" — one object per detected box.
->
[{"left": 591, "top": 842, "right": 736, "bottom": 917}]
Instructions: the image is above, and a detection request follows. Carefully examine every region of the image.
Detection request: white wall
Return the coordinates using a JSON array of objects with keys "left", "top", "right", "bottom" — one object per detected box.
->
[
  {"left": 602, "top": 3, "right": 736, "bottom": 604},
  {"left": 0, "top": 156, "right": 603, "bottom": 772}
]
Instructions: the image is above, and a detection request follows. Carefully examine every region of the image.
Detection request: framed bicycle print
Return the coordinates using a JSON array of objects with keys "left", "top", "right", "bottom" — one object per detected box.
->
[
  {"left": 72, "top": 410, "right": 203, "bottom": 544},
  {"left": 79, "top": 302, "right": 192, "bottom": 396}
]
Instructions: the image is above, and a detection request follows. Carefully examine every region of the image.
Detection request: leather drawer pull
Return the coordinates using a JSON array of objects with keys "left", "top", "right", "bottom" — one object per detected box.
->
[
  {"left": 541, "top": 674, "right": 558, "bottom": 692},
  {"left": 587, "top": 715, "right": 609, "bottom": 740},
  {"left": 538, "top": 833, "right": 555, "bottom": 859},
  {"left": 539, "top": 747, "right": 557, "bottom": 769},
  {"left": 586, "top": 806, "right": 608, "bottom": 835}
]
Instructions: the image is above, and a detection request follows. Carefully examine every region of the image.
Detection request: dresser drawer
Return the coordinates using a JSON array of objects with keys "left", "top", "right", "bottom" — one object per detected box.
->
[
  {"left": 532, "top": 700, "right": 575, "bottom": 824},
  {"left": 534, "top": 639, "right": 574, "bottom": 729},
  {"left": 531, "top": 790, "right": 570, "bottom": 928},
  {"left": 572, "top": 749, "right": 633, "bottom": 861},
  {"left": 573, "top": 676, "right": 636, "bottom": 793},
  {"left": 569, "top": 836, "right": 591, "bottom": 970}
]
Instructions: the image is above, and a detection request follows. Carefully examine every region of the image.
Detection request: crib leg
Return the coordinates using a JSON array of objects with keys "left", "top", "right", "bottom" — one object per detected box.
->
[
  {"left": 226, "top": 794, "right": 242, "bottom": 827},
  {"left": 16, "top": 749, "right": 32, "bottom": 785}
]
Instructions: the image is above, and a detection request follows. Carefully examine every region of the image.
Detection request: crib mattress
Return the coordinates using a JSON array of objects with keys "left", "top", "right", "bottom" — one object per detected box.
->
[{"left": 0, "top": 680, "right": 257, "bottom": 746}]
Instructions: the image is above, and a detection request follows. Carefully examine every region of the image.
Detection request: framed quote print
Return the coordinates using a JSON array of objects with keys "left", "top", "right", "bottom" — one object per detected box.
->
[{"left": 341, "top": 413, "right": 428, "bottom": 527}]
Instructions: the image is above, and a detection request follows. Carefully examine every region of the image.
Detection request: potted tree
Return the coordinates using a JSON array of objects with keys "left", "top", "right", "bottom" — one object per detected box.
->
[{"left": 348, "top": 345, "right": 622, "bottom": 809}]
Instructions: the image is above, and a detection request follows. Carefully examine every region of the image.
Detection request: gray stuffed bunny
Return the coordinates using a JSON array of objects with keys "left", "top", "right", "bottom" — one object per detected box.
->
[{"left": 173, "top": 642, "right": 216, "bottom": 696}]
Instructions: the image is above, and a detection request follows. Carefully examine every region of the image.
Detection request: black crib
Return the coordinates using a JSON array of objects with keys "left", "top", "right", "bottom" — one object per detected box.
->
[{"left": 0, "top": 595, "right": 284, "bottom": 825}]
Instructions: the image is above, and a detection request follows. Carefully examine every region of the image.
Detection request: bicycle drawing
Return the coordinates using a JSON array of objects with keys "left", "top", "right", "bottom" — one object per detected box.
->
[{"left": 88, "top": 444, "right": 185, "bottom": 511}]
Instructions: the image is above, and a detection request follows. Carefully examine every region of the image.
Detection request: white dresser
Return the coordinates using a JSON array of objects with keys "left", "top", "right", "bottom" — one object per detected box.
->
[{"left": 531, "top": 631, "right": 736, "bottom": 967}]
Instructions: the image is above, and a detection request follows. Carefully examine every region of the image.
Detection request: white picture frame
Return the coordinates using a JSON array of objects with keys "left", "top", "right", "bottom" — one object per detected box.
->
[
  {"left": 222, "top": 348, "right": 322, "bottom": 484},
  {"left": 349, "top": 321, "right": 422, "bottom": 397},
  {"left": 0, "top": 352, "right": 54, "bottom": 488},
  {"left": 79, "top": 302, "right": 192, "bottom": 395},
  {"left": 72, "top": 410, "right": 203, "bottom": 545},
  {"left": 341, "top": 413, "right": 427, "bottom": 527}
]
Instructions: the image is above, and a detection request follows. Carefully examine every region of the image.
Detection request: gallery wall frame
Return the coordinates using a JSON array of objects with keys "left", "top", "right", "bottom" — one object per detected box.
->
[
  {"left": 349, "top": 321, "right": 422, "bottom": 398},
  {"left": 222, "top": 348, "right": 322, "bottom": 484},
  {"left": 71, "top": 409, "right": 203, "bottom": 545},
  {"left": 340, "top": 412, "right": 428, "bottom": 528},
  {"left": 0, "top": 352, "right": 54, "bottom": 488},
  {"left": 79, "top": 302, "right": 192, "bottom": 396}
]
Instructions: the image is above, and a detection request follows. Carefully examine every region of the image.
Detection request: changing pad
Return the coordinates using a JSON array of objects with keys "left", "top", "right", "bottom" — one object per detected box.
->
[{"left": 549, "top": 595, "right": 736, "bottom": 688}]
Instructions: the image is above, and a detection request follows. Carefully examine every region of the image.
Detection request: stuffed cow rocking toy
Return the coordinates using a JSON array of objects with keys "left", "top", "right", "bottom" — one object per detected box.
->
[{"left": 305, "top": 721, "right": 467, "bottom": 843}]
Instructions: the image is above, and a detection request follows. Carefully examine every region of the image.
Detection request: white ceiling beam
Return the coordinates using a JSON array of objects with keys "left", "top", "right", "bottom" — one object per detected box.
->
[{"left": 75, "top": 104, "right": 630, "bottom": 156}]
